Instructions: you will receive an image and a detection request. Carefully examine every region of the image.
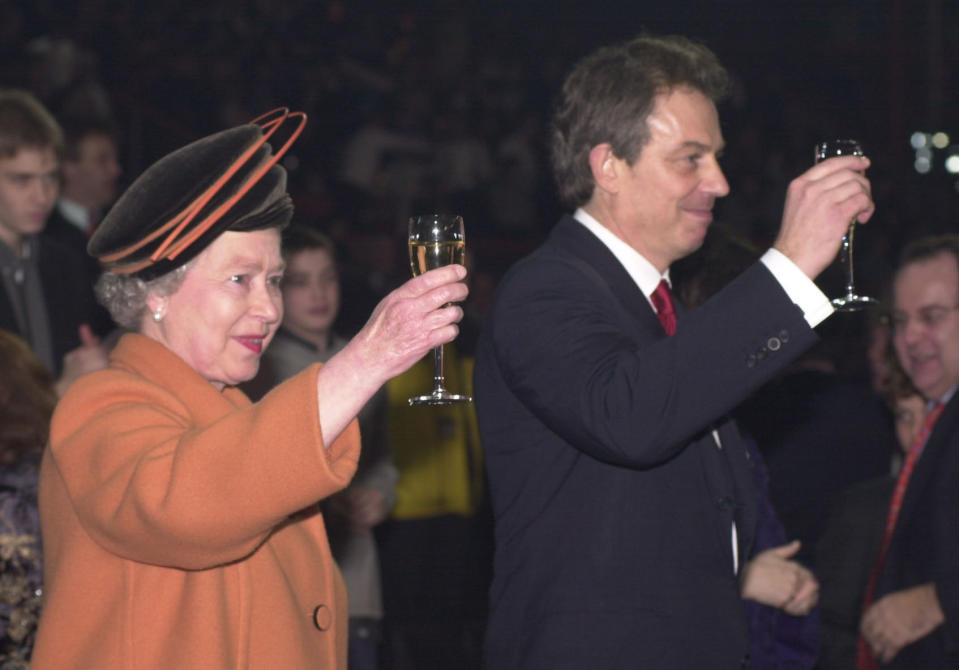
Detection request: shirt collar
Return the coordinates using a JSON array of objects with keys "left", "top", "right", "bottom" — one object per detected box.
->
[
  {"left": 937, "top": 384, "right": 958, "bottom": 407},
  {"left": 57, "top": 198, "right": 92, "bottom": 232},
  {"left": 573, "top": 207, "right": 670, "bottom": 301}
]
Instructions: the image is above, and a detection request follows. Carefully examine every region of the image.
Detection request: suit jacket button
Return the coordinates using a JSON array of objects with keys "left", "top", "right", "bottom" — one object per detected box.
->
[
  {"left": 756, "top": 346, "right": 767, "bottom": 360},
  {"left": 778, "top": 329, "right": 789, "bottom": 343},
  {"left": 766, "top": 336, "right": 782, "bottom": 352},
  {"left": 746, "top": 354, "right": 757, "bottom": 368},
  {"left": 313, "top": 604, "right": 332, "bottom": 631}
]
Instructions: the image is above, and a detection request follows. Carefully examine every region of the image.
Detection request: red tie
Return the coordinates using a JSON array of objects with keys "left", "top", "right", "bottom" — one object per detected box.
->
[
  {"left": 650, "top": 279, "right": 676, "bottom": 336},
  {"left": 856, "top": 401, "right": 945, "bottom": 669}
]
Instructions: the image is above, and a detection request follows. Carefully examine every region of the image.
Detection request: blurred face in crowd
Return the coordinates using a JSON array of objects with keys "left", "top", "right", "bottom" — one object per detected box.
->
[
  {"left": 145, "top": 229, "right": 284, "bottom": 390},
  {"left": 62, "top": 133, "right": 121, "bottom": 209},
  {"left": 596, "top": 87, "right": 729, "bottom": 273},
  {"left": 892, "top": 394, "right": 927, "bottom": 452},
  {"left": 0, "top": 146, "right": 59, "bottom": 252},
  {"left": 892, "top": 252, "right": 959, "bottom": 401},
  {"left": 281, "top": 247, "right": 340, "bottom": 348}
]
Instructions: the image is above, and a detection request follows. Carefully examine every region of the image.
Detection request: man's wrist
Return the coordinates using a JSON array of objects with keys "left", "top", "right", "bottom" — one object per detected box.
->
[{"left": 761, "top": 248, "right": 834, "bottom": 327}]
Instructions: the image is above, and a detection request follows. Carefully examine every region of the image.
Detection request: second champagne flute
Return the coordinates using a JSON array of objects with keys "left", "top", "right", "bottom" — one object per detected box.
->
[
  {"left": 814, "top": 139, "right": 878, "bottom": 311},
  {"left": 407, "top": 214, "right": 472, "bottom": 405}
]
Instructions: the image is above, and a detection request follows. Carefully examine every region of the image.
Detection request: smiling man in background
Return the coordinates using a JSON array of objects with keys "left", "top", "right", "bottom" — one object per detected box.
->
[
  {"left": 858, "top": 235, "right": 959, "bottom": 668},
  {"left": 0, "top": 89, "right": 107, "bottom": 393}
]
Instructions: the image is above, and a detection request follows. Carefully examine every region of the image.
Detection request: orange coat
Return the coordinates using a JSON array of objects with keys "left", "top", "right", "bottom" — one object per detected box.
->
[{"left": 32, "top": 333, "right": 359, "bottom": 669}]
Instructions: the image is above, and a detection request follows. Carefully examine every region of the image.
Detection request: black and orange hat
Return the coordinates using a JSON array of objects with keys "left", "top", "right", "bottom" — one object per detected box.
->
[{"left": 89, "top": 108, "right": 306, "bottom": 280}]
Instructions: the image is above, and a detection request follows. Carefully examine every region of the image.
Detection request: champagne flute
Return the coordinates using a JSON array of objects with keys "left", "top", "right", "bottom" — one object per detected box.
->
[
  {"left": 815, "top": 139, "right": 879, "bottom": 311},
  {"left": 407, "top": 214, "right": 472, "bottom": 405}
]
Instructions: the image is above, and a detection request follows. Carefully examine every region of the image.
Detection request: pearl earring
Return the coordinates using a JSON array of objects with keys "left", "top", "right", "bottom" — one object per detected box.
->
[{"left": 152, "top": 309, "right": 163, "bottom": 322}]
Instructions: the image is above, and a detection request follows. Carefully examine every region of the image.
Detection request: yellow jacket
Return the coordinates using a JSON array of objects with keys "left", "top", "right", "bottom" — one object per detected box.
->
[{"left": 385, "top": 348, "right": 483, "bottom": 519}]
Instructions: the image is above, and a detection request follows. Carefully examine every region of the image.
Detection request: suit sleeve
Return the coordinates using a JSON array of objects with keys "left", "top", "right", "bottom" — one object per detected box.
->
[{"left": 485, "top": 257, "right": 817, "bottom": 468}]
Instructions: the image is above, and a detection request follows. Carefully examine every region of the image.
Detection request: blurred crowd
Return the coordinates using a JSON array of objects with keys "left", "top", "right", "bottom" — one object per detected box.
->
[
  {"left": 0, "top": 0, "right": 957, "bottom": 668},
  {"left": 1, "top": 0, "right": 955, "bottom": 312}
]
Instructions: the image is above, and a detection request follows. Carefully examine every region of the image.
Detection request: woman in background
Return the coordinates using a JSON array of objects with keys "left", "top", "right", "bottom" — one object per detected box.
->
[
  {"left": 0, "top": 329, "right": 57, "bottom": 666},
  {"left": 245, "top": 225, "right": 395, "bottom": 670},
  {"left": 816, "top": 336, "right": 926, "bottom": 669}
]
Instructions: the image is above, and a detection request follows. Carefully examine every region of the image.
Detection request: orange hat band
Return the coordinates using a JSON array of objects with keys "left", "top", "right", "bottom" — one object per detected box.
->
[{"left": 100, "top": 108, "right": 306, "bottom": 275}]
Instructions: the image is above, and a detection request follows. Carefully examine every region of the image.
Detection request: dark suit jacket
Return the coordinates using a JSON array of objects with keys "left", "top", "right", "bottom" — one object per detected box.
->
[
  {"left": 874, "top": 391, "right": 959, "bottom": 668},
  {"left": 43, "top": 206, "right": 107, "bottom": 291},
  {"left": 474, "top": 216, "right": 819, "bottom": 669},
  {"left": 816, "top": 475, "right": 893, "bottom": 669},
  {"left": 0, "top": 235, "right": 104, "bottom": 375},
  {"left": 42, "top": 207, "right": 90, "bottom": 259}
]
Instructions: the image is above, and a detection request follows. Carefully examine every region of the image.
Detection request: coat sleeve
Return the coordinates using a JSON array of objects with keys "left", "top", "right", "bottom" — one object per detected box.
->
[
  {"left": 484, "top": 257, "right": 817, "bottom": 468},
  {"left": 47, "top": 363, "right": 359, "bottom": 569}
]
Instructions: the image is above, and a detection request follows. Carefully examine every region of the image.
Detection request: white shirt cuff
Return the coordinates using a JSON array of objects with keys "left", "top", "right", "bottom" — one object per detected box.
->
[{"left": 760, "top": 248, "right": 834, "bottom": 328}]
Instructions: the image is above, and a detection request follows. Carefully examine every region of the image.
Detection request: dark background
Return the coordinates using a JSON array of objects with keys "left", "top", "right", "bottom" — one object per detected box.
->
[{"left": 1, "top": 0, "right": 956, "bottom": 304}]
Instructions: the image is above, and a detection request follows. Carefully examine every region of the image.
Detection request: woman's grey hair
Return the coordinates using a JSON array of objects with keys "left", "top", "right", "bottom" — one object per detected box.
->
[{"left": 95, "top": 261, "right": 194, "bottom": 330}]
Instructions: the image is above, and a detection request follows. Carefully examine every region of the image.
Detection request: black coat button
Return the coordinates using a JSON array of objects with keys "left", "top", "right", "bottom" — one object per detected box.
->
[{"left": 766, "top": 336, "right": 782, "bottom": 351}]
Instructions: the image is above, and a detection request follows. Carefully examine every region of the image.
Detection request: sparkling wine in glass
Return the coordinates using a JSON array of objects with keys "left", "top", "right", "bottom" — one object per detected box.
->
[
  {"left": 407, "top": 214, "right": 472, "bottom": 405},
  {"left": 814, "top": 139, "right": 879, "bottom": 311}
]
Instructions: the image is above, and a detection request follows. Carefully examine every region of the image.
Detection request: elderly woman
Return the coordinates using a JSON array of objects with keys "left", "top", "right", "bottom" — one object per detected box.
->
[{"left": 30, "top": 111, "right": 467, "bottom": 669}]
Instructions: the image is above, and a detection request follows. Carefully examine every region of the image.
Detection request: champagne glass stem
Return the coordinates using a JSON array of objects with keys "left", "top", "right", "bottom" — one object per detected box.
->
[
  {"left": 843, "top": 222, "right": 855, "bottom": 296},
  {"left": 432, "top": 345, "right": 446, "bottom": 393},
  {"left": 814, "top": 139, "right": 877, "bottom": 311}
]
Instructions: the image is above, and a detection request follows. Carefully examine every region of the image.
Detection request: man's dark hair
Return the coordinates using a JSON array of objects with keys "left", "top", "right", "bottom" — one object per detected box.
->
[
  {"left": 898, "top": 233, "right": 959, "bottom": 271},
  {"left": 60, "top": 115, "right": 120, "bottom": 162},
  {"left": 550, "top": 34, "right": 729, "bottom": 210},
  {"left": 0, "top": 89, "right": 64, "bottom": 158}
]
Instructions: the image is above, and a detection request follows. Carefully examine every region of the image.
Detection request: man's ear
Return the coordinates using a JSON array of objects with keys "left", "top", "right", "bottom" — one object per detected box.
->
[{"left": 588, "top": 143, "right": 619, "bottom": 195}]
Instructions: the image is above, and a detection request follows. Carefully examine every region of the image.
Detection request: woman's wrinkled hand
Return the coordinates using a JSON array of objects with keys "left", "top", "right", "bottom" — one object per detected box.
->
[
  {"left": 351, "top": 264, "right": 469, "bottom": 382},
  {"left": 312, "top": 265, "right": 468, "bottom": 447}
]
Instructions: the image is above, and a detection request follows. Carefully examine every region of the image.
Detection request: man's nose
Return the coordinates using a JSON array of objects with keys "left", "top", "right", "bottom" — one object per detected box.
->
[{"left": 702, "top": 158, "right": 730, "bottom": 197}]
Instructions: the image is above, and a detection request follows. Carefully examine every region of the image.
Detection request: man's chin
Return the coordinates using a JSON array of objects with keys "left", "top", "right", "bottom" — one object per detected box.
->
[
  {"left": 681, "top": 233, "right": 708, "bottom": 258},
  {"left": 26, "top": 219, "right": 49, "bottom": 235}
]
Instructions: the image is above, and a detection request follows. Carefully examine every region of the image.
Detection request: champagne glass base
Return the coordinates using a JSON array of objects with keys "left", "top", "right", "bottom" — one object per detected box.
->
[
  {"left": 831, "top": 293, "right": 880, "bottom": 312},
  {"left": 408, "top": 389, "right": 473, "bottom": 406},
  {"left": 409, "top": 391, "right": 473, "bottom": 406}
]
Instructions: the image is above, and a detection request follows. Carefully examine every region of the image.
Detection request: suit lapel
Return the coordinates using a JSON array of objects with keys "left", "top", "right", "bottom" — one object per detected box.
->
[
  {"left": 547, "top": 216, "right": 661, "bottom": 333},
  {"left": 892, "top": 392, "right": 959, "bottom": 546}
]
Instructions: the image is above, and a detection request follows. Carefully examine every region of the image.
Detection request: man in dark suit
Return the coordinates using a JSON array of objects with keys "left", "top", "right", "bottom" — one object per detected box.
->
[
  {"left": 41, "top": 114, "right": 121, "bottom": 336},
  {"left": 43, "top": 115, "right": 122, "bottom": 278},
  {"left": 473, "top": 35, "right": 874, "bottom": 668},
  {"left": 858, "top": 235, "right": 959, "bottom": 668},
  {"left": 0, "top": 89, "right": 108, "bottom": 393}
]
